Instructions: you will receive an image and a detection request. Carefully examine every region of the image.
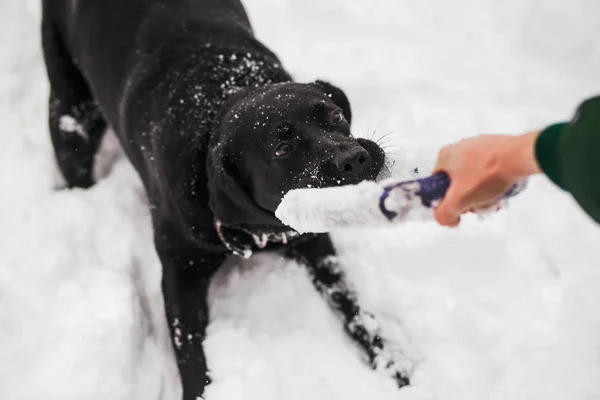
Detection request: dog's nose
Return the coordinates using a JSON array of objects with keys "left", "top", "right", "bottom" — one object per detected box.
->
[{"left": 334, "top": 147, "right": 370, "bottom": 173}]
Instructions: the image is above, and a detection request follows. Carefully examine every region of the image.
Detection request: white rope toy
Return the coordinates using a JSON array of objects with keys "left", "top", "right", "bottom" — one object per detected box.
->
[{"left": 276, "top": 172, "right": 527, "bottom": 234}]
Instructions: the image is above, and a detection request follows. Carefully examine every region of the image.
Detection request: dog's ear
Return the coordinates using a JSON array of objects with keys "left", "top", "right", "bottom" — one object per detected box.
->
[
  {"left": 313, "top": 80, "right": 352, "bottom": 125},
  {"left": 207, "top": 147, "right": 280, "bottom": 227}
]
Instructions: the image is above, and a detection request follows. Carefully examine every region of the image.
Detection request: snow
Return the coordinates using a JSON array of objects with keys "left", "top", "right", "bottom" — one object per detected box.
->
[
  {"left": 59, "top": 115, "right": 88, "bottom": 140},
  {"left": 1, "top": 0, "right": 600, "bottom": 400}
]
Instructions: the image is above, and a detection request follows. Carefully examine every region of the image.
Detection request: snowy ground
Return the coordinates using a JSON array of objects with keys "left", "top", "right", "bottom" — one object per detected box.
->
[{"left": 1, "top": 0, "right": 600, "bottom": 399}]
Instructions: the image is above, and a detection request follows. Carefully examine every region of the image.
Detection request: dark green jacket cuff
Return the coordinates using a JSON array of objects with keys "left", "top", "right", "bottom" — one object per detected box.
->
[{"left": 536, "top": 122, "right": 569, "bottom": 191}]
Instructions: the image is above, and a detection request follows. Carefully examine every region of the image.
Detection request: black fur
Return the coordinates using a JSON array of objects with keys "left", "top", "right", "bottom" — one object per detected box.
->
[{"left": 41, "top": 0, "right": 408, "bottom": 398}]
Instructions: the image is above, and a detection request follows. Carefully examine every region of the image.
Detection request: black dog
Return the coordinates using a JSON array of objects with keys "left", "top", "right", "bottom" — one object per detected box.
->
[{"left": 42, "top": 0, "right": 409, "bottom": 397}]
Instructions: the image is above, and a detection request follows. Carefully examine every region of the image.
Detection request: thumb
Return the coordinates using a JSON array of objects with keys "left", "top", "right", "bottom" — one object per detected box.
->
[{"left": 434, "top": 180, "right": 464, "bottom": 227}]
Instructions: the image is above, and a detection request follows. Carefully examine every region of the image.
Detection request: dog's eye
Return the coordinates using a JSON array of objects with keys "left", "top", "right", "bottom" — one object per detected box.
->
[
  {"left": 274, "top": 143, "right": 293, "bottom": 157},
  {"left": 332, "top": 111, "right": 344, "bottom": 124}
]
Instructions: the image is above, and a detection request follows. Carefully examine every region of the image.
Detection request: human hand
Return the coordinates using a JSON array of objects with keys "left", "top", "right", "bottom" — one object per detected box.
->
[{"left": 433, "top": 131, "right": 542, "bottom": 227}]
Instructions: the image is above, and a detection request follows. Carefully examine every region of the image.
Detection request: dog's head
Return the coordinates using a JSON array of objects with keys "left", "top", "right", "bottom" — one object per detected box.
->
[{"left": 207, "top": 81, "right": 386, "bottom": 227}]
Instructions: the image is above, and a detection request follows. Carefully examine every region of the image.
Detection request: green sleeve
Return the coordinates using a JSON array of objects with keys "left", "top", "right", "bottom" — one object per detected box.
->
[{"left": 535, "top": 96, "right": 600, "bottom": 223}]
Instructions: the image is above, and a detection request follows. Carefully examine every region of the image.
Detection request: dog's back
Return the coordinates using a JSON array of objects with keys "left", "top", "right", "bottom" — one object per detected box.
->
[{"left": 44, "top": 0, "right": 255, "bottom": 131}]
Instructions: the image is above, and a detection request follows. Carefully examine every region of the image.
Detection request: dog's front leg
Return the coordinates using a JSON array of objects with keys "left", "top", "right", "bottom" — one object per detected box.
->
[
  {"left": 155, "top": 236, "right": 226, "bottom": 400},
  {"left": 285, "top": 233, "right": 409, "bottom": 388}
]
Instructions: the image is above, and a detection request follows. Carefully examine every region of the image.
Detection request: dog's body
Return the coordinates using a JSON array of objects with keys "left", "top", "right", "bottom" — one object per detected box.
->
[{"left": 42, "top": 0, "right": 408, "bottom": 398}]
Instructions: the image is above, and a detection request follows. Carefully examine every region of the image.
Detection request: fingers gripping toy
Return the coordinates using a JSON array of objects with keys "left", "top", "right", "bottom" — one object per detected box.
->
[{"left": 276, "top": 172, "right": 527, "bottom": 233}]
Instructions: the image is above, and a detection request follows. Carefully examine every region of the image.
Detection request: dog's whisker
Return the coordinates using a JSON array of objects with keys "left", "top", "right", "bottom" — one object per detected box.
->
[
  {"left": 378, "top": 134, "right": 404, "bottom": 144},
  {"left": 368, "top": 126, "right": 381, "bottom": 142},
  {"left": 378, "top": 139, "right": 403, "bottom": 149},
  {"left": 367, "top": 129, "right": 375, "bottom": 141},
  {"left": 374, "top": 130, "right": 397, "bottom": 143},
  {"left": 381, "top": 145, "right": 399, "bottom": 153},
  {"left": 373, "top": 118, "right": 386, "bottom": 134},
  {"left": 375, "top": 133, "right": 399, "bottom": 147},
  {"left": 382, "top": 149, "right": 398, "bottom": 154},
  {"left": 369, "top": 118, "right": 387, "bottom": 142},
  {"left": 380, "top": 141, "right": 402, "bottom": 148}
]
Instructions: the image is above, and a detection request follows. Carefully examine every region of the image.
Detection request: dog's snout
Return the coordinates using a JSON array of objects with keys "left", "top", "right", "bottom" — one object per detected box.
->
[{"left": 334, "top": 147, "right": 370, "bottom": 173}]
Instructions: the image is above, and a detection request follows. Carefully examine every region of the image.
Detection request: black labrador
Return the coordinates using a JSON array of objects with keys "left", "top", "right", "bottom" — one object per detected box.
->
[{"left": 41, "top": 0, "right": 409, "bottom": 397}]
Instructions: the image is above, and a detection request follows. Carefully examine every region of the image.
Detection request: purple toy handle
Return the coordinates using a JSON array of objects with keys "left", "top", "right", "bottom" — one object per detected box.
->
[
  {"left": 417, "top": 172, "right": 452, "bottom": 207},
  {"left": 379, "top": 172, "right": 526, "bottom": 221},
  {"left": 418, "top": 172, "right": 525, "bottom": 206}
]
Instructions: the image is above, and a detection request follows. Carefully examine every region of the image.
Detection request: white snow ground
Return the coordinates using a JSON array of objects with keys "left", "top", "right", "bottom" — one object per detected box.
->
[{"left": 1, "top": 0, "right": 600, "bottom": 399}]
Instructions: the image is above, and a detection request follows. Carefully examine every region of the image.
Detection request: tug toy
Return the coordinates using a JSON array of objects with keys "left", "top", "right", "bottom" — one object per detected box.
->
[{"left": 276, "top": 172, "right": 527, "bottom": 234}]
